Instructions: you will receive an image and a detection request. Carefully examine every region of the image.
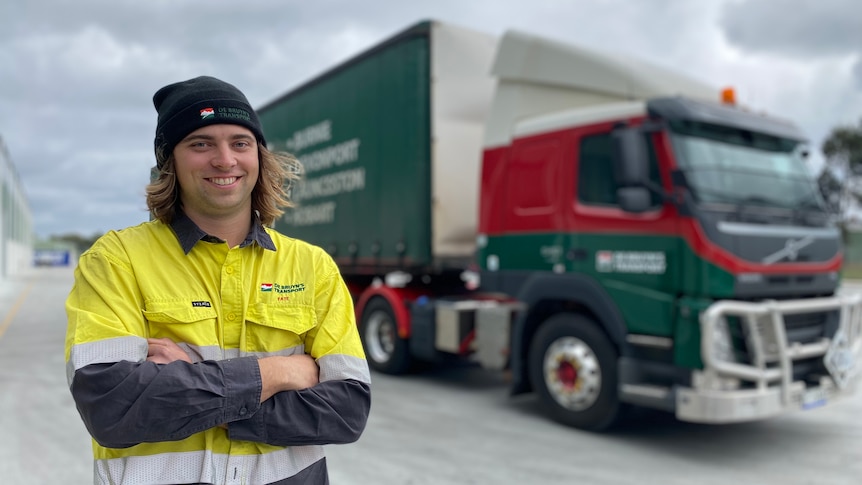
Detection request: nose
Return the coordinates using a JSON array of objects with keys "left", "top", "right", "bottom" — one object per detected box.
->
[{"left": 211, "top": 142, "right": 237, "bottom": 169}]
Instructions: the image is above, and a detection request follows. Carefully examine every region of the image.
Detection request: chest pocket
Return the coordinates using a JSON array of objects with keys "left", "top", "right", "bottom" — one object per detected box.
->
[
  {"left": 143, "top": 301, "right": 218, "bottom": 347},
  {"left": 245, "top": 303, "right": 316, "bottom": 353}
]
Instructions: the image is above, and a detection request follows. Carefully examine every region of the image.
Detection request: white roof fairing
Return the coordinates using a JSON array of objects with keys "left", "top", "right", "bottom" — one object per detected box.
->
[{"left": 484, "top": 30, "right": 718, "bottom": 148}]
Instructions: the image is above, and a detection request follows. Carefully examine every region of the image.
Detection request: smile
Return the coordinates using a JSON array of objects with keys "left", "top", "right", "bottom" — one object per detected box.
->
[{"left": 209, "top": 177, "right": 238, "bottom": 186}]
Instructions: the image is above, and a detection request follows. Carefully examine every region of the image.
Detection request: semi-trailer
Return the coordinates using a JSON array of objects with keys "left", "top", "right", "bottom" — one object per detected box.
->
[{"left": 257, "top": 20, "right": 862, "bottom": 430}]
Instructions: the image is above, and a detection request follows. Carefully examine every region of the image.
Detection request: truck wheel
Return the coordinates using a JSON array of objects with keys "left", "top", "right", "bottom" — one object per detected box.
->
[
  {"left": 361, "top": 297, "right": 411, "bottom": 374},
  {"left": 528, "top": 313, "right": 622, "bottom": 431}
]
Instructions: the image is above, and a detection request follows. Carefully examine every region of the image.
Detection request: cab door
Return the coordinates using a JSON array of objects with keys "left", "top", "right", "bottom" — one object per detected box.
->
[{"left": 569, "top": 123, "right": 679, "bottom": 337}]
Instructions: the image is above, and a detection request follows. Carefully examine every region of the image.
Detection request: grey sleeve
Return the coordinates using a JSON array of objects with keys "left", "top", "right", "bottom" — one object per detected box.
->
[
  {"left": 227, "top": 379, "right": 371, "bottom": 447},
  {"left": 70, "top": 357, "right": 262, "bottom": 448}
]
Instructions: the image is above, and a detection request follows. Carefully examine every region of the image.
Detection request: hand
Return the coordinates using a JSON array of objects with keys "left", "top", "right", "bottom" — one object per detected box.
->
[
  {"left": 281, "top": 354, "right": 320, "bottom": 391},
  {"left": 258, "top": 354, "right": 320, "bottom": 402},
  {"left": 147, "top": 338, "right": 193, "bottom": 364}
]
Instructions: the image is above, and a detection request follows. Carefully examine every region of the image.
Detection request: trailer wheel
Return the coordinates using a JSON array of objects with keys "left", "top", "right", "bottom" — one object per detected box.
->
[
  {"left": 528, "top": 313, "right": 622, "bottom": 431},
  {"left": 361, "top": 297, "right": 411, "bottom": 374}
]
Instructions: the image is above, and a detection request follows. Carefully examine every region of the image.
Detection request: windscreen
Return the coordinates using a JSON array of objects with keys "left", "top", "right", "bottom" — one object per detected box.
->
[{"left": 669, "top": 121, "right": 824, "bottom": 211}]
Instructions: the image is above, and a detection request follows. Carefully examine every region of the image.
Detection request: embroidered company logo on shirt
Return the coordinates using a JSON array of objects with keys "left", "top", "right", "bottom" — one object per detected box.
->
[
  {"left": 260, "top": 282, "right": 306, "bottom": 294},
  {"left": 200, "top": 107, "right": 215, "bottom": 119}
]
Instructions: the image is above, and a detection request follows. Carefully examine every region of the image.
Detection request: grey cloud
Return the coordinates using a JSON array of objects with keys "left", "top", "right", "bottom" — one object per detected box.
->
[
  {"left": 26, "top": 152, "right": 152, "bottom": 235},
  {"left": 720, "top": 0, "right": 862, "bottom": 58}
]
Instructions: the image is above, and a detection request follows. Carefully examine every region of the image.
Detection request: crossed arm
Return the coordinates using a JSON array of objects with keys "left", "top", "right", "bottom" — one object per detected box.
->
[
  {"left": 71, "top": 339, "right": 369, "bottom": 449},
  {"left": 146, "top": 337, "right": 320, "bottom": 401}
]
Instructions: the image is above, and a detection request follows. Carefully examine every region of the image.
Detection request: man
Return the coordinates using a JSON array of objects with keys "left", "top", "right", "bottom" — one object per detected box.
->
[{"left": 65, "top": 76, "right": 371, "bottom": 484}]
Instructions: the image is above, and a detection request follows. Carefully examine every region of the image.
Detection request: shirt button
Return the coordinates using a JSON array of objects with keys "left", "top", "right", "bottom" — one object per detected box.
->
[
  {"left": 228, "top": 313, "right": 236, "bottom": 321},
  {"left": 239, "top": 407, "right": 247, "bottom": 416},
  {"left": 226, "top": 267, "right": 234, "bottom": 274}
]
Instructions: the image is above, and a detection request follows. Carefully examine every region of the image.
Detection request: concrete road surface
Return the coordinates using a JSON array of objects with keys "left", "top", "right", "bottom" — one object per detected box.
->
[
  {"left": 1, "top": 266, "right": 860, "bottom": 484},
  {"left": 0, "top": 267, "right": 92, "bottom": 482}
]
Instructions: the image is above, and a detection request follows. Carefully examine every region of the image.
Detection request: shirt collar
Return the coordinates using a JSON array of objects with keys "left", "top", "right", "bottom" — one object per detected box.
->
[{"left": 170, "top": 209, "right": 276, "bottom": 254}]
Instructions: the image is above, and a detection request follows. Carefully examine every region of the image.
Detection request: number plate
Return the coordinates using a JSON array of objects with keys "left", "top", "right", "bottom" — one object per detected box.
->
[{"left": 802, "top": 387, "right": 828, "bottom": 410}]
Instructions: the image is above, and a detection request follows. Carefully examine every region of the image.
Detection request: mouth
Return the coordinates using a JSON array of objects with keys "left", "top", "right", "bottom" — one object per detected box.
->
[{"left": 208, "top": 177, "right": 239, "bottom": 186}]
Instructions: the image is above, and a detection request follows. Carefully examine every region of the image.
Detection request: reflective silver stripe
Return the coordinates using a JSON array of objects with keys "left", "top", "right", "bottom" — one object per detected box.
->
[
  {"left": 68, "top": 338, "right": 368, "bottom": 384},
  {"left": 66, "top": 336, "right": 146, "bottom": 386},
  {"left": 244, "top": 347, "right": 306, "bottom": 358},
  {"left": 178, "top": 344, "right": 306, "bottom": 362},
  {"left": 96, "top": 446, "right": 325, "bottom": 485},
  {"left": 319, "top": 353, "right": 371, "bottom": 384},
  {"left": 67, "top": 339, "right": 307, "bottom": 374}
]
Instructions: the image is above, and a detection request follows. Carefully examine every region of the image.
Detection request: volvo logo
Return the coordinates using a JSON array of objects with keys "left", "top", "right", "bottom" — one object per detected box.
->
[{"left": 762, "top": 235, "right": 815, "bottom": 264}]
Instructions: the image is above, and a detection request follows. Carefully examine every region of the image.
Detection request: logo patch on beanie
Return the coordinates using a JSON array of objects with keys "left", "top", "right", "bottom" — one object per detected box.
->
[{"left": 200, "top": 107, "right": 215, "bottom": 119}]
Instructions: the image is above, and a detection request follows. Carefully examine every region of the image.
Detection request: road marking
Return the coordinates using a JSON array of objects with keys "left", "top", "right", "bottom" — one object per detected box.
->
[{"left": 0, "top": 282, "right": 34, "bottom": 340}]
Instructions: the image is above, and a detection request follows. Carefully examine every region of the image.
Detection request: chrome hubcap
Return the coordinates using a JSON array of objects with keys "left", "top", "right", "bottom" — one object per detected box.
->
[
  {"left": 365, "top": 310, "right": 396, "bottom": 364},
  {"left": 543, "top": 336, "right": 601, "bottom": 411}
]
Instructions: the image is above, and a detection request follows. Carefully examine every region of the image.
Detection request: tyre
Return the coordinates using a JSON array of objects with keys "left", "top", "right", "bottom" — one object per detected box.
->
[
  {"left": 360, "top": 297, "right": 411, "bottom": 374},
  {"left": 528, "top": 313, "right": 623, "bottom": 431}
]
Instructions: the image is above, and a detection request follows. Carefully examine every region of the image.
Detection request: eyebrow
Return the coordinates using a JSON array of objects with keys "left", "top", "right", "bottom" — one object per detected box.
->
[{"left": 182, "top": 133, "right": 256, "bottom": 142}]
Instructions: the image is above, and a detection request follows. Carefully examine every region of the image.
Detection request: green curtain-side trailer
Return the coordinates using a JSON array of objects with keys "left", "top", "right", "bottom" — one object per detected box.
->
[{"left": 259, "top": 21, "right": 497, "bottom": 274}]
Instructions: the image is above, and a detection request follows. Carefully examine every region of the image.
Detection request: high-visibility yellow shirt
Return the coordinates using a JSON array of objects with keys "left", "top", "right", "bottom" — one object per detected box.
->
[{"left": 65, "top": 214, "right": 370, "bottom": 485}]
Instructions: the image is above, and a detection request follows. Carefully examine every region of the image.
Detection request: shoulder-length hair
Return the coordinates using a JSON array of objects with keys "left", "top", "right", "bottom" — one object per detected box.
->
[{"left": 146, "top": 145, "right": 302, "bottom": 227}]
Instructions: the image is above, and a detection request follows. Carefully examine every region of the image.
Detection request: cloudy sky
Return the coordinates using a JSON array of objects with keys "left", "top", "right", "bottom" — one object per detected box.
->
[{"left": 2, "top": 0, "right": 861, "bottom": 239}]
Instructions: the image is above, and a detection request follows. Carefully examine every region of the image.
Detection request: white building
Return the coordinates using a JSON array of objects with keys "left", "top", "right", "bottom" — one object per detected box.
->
[{"left": 0, "top": 136, "right": 33, "bottom": 278}]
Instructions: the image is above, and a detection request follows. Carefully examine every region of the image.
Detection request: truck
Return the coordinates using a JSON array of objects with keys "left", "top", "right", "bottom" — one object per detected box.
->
[{"left": 256, "top": 19, "right": 862, "bottom": 430}]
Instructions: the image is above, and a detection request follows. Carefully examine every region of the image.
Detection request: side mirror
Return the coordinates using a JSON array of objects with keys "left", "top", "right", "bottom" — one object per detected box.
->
[
  {"left": 617, "top": 187, "right": 652, "bottom": 213},
  {"left": 612, "top": 126, "right": 648, "bottom": 186}
]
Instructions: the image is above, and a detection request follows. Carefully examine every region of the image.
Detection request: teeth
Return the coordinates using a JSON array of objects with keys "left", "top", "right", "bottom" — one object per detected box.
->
[{"left": 211, "top": 177, "right": 237, "bottom": 186}]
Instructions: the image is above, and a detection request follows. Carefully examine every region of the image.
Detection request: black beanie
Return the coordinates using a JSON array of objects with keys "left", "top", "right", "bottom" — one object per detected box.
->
[{"left": 153, "top": 76, "right": 266, "bottom": 169}]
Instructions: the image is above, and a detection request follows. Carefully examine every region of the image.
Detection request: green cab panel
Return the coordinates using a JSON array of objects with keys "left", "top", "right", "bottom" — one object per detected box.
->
[{"left": 480, "top": 231, "right": 735, "bottom": 368}]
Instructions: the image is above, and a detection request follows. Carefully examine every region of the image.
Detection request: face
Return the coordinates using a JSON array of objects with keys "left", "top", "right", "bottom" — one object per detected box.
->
[{"left": 173, "top": 124, "right": 259, "bottom": 221}]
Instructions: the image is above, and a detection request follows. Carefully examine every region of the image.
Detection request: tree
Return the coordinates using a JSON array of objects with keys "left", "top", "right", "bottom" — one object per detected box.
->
[
  {"left": 818, "top": 118, "right": 862, "bottom": 226},
  {"left": 823, "top": 120, "right": 862, "bottom": 171}
]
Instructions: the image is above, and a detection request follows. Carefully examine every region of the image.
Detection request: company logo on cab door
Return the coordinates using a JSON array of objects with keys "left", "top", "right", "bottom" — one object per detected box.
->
[{"left": 596, "top": 251, "right": 666, "bottom": 274}]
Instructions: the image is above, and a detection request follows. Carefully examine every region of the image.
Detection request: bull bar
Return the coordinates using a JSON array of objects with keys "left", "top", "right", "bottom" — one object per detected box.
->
[{"left": 676, "top": 292, "right": 862, "bottom": 423}]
